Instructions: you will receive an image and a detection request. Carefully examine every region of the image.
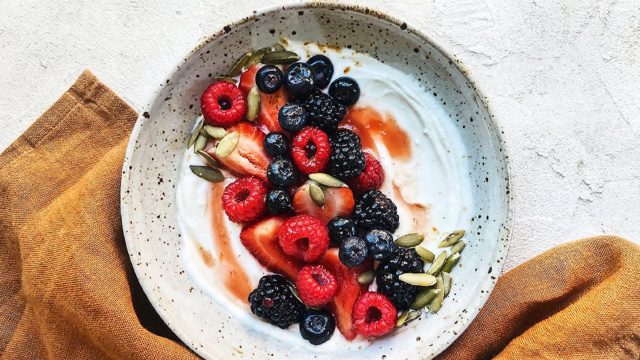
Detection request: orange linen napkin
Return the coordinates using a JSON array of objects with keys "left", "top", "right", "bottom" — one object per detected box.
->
[{"left": 1, "top": 71, "right": 638, "bottom": 359}]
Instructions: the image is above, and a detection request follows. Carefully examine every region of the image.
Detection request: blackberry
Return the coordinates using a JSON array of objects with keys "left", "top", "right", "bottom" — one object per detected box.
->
[
  {"left": 376, "top": 248, "right": 425, "bottom": 310},
  {"left": 327, "top": 129, "right": 366, "bottom": 179},
  {"left": 302, "top": 89, "right": 346, "bottom": 133},
  {"left": 248, "top": 275, "right": 304, "bottom": 328},
  {"left": 353, "top": 190, "right": 399, "bottom": 232}
]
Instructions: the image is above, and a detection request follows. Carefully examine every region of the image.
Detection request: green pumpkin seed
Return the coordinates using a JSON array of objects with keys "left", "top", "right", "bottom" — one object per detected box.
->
[
  {"left": 203, "top": 125, "right": 227, "bottom": 140},
  {"left": 426, "top": 251, "right": 447, "bottom": 275},
  {"left": 406, "top": 310, "right": 421, "bottom": 323},
  {"left": 273, "top": 43, "right": 286, "bottom": 51},
  {"left": 188, "top": 116, "right": 204, "bottom": 148},
  {"left": 246, "top": 87, "right": 260, "bottom": 121},
  {"left": 442, "top": 271, "right": 452, "bottom": 297},
  {"left": 190, "top": 165, "right": 224, "bottom": 182},
  {"left": 228, "top": 51, "right": 253, "bottom": 76},
  {"left": 308, "top": 173, "right": 345, "bottom": 187},
  {"left": 398, "top": 273, "right": 437, "bottom": 287},
  {"left": 451, "top": 240, "right": 466, "bottom": 254},
  {"left": 357, "top": 270, "right": 375, "bottom": 285},
  {"left": 215, "top": 76, "right": 237, "bottom": 84},
  {"left": 215, "top": 131, "right": 240, "bottom": 158},
  {"left": 438, "top": 230, "right": 464, "bottom": 248},
  {"left": 309, "top": 181, "right": 325, "bottom": 207},
  {"left": 193, "top": 134, "right": 207, "bottom": 154},
  {"left": 396, "top": 310, "right": 410, "bottom": 327},
  {"left": 441, "top": 252, "right": 461, "bottom": 273},
  {"left": 197, "top": 149, "right": 218, "bottom": 167},
  {"left": 428, "top": 274, "right": 445, "bottom": 313},
  {"left": 246, "top": 47, "right": 272, "bottom": 66},
  {"left": 261, "top": 50, "right": 301, "bottom": 65},
  {"left": 395, "top": 233, "right": 424, "bottom": 247},
  {"left": 411, "top": 288, "right": 441, "bottom": 310},
  {"left": 288, "top": 285, "right": 303, "bottom": 303},
  {"left": 415, "top": 246, "right": 435, "bottom": 263}
]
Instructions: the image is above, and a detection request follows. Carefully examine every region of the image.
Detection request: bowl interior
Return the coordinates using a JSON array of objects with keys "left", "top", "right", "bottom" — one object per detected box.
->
[{"left": 122, "top": 4, "right": 511, "bottom": 359}]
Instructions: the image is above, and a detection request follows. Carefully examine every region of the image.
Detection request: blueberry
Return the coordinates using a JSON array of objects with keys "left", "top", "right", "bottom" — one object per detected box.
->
[
  {"left": 339, "top": 236, "right": 368, "bottom": 268},
  {"left": 300, "top": 308, "right": 335, "bottom": 345},
  {"left": 285, "top": 62, "right": 315, "bottom": 99},
  {"left": 278, "top": 103, "right": 308, "bottom": 133},
  {"left": 327, "top": 217, "right": 357, "bottom": 247},
  {"left": 266, "top": 189, "right": 292, "bottom": 215},
  {"left": 364, "top": 229, "right": 399, "bottom": 261},
  {"left": 255, "top": 65, "right": 284, "bottom": 94},
  {"left": 329, "top": 77, "right": 360, "bottom": 106},
  {"left": 264, "top": 132, "right": 289, "bottom": 157},
  {"left": 267, "top": 156, "right": 298, "bottom": 188},
  {"left": 307, "top": 54, "right": 334, "bottom": 89}
]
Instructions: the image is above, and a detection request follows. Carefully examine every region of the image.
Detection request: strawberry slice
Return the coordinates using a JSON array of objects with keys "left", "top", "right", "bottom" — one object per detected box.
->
[
  {"left": 208, "top": 122, "right": 270, "bottom": 181},
  {"left": 239, "top": 64, "right": 287, "bottom": 132},
  {"left": 292, "top": 182, "right": 355, "bottom": 223},
  {"left": 239, "top": 64, "right": 260, "bottom": 95},
  {"left": 239, "top": 216, "right": 303, "bottom": 280},
  {"left": 321, "top": 248, "right": 372, "bottom": 341}
]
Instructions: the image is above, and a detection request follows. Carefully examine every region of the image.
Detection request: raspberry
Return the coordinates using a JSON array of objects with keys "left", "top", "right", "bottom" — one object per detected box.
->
[
  {"left": 352, "top": 292, "right": 397, "bottom": 337},
  {"left": 291, "top": 126, "right": 331, "bottom": 175},
  {"left": 201, "top": 81, "right": 247, "bottom": 127},
  {"left": 222, "top": 176, "right": 268, "bottom": 223},
  {"left": 295, "top": 265, "right": 338, "bottom": 306},
  {"left": 347, "top": 153, "right": 384, "bottom": 193},
  {"left": 278, "top": 215, "right": 329, "bottom": 263}
]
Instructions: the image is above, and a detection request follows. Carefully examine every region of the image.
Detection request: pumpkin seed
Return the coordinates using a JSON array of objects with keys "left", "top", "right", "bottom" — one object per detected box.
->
[
  {"left": 309, "top": 181, "right": 325, "bottom": 207},
  {"left": 246, "top": 87, "right": 260, "bottom": 121},
  {"left": 215, "top": 76, "right": 237, "bottom": 84},
  {"left": 228, "top": 51, "right": 253, "bottom": 76},
  {"left": 197, "top": 149, "right": 218, "bottom": 167},
  {"left": 246, "top": 47, "right": 272, "bottom": 66},
  {"left": 411, "top": 288, "right": 441, "bottom": 310},
  {"left": 288, "top": 285, "right": 303, "bottom": 303},
  {"left": 261, "top": 50, "right": 301, "bottom": 65},
  {"left": 438, "top": 230, "right": 464, "bottom": 248},
  {"left": 190, "top": 165, "right": 224, "bottom": 182},
  {"left": 357, "top": 270, "right": 375, "bottom": 285},
  {"left": 442, "top": 271, "right": 452, "bottom": 297},
  {"left": 415, "top": 246, "right": 435, "bottom": 263},
  {"left": 395, "top": 233, "right": 424, "bottom": 247},
  {"left": 451, "top": 240, "right": 466, "bottom": 254},
  {"left": 406, "top": 310, "right": 421, "bottom": 323},
  {"left": 428, "top": 274, "right": 445, "bottom": 313},
  {"left": 398, "top": 273, "right": 437, "bottom": 287},
  {"left": 273, "top": 43, "right": 286, "bottom": 51},
  {"left": 215, "top": 131, "right": 240, "bottom": 158},
  {"left": 308, "top": 173, "right": 345, "bottom": 187},
  {"left": 396, "top": 310, "right": 410, "bottom": 327},
  {"left": 187, "top": 116, "right": 204, "bottom": 148},
  {"left": 203, "top": 125, "right": 227, "bottom": 140},
  {"left": 193, "top": 134, "right": 207, "bottom": 154},
  {"left": 441, "top": 252, "right": 461, "bottom": 273},
  {"left": 426, "top": 251, "right": 447, "bottom": 275}
]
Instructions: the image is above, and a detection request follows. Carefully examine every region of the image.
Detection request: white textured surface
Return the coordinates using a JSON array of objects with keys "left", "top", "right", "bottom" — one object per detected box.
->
[{"left": 1, "top": 0, "right": 639, "bottom": 272}]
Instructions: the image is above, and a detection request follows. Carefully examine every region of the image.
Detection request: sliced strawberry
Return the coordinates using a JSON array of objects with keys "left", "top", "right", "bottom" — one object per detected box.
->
[
  {"left": 257, "top": 88, "right": 287, "bottom": 132},
  {"left": 321, "top": 248, "right": 372, "bottom": 341},
  {"left": 292, "top": 182, "right": 355, "bottom": 223},
  {"left": 208, "top": 122, "right": 270, "bottom": 181},
  {"left": 239, "top": 216, "right": 303, "bottom": 280},
  {"left": 239, "top": 64, "right": 260, "bottom": 95}
]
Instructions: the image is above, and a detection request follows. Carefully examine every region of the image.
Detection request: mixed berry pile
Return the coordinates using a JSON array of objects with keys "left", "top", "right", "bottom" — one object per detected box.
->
[{"left": 187, "top": 46, "right": 465, "bottom": 345}]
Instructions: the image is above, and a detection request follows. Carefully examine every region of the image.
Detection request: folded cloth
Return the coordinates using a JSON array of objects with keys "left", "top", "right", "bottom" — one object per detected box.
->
[{"left": 0, "top": 71, "right": 638, "bottom": 360}]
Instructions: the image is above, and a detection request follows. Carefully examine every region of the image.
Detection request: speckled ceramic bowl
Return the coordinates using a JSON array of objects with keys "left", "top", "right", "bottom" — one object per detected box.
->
[{"left": 121, "top": 3, "right": 512, "bottom": 359}]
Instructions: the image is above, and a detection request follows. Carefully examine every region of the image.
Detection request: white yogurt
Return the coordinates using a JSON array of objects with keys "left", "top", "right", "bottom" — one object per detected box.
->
[{"left": 176, "top": 40, "right": 473, "bottom": 351}]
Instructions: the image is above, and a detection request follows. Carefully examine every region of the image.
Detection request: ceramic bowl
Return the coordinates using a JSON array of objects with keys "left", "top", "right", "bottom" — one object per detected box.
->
[{"left": 121, "top": 3, "right": 512, "bottom": 359}]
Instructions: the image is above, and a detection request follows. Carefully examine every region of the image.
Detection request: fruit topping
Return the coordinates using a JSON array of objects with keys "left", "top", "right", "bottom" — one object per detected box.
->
[
  {"left": 239, "top": 217, "right": 302, "bottom": 280},
  {"left": 257, "top": 88, "right": 288, "bottom": 132},
  {"left": 278, "top": 214, "right": 329, "bottom": 263},
  {"left": 364, "top": 229, "right": 399, "bottom": 262},
  {"left": 329, "top": 77, "right": 360, "bottom": 107},
  {"left": 353, "top": 190, "right": 399, "bottom": 232},
  {"left": 291, "top": 126, "right": 331, "bottom": 175},
  {"left": 327, "top": 216, "right": 357, "bottom": 247},
  {"left": 292, "top": 183, "right": 355, "bottom": 223},
  {"left": 300, "top": 308, "right": 336, "bottom": 345},
  {"left": 352, "top": 292, "right": 397, "bottom": 337},
  {"left": 267, "top": 156, "right": 299, "bottom": 188},
  {"left": 201, "top": 81, "right": 247, "bottom": 127},
  {"left": 295, "top": 264, "right": 338, "bottom": 307},
  {"left": 255, "top": 64, "right": 284, "bottom": 94},
  {"left": 328, "top": 129, "right": 366, "bottom": 179},
  {"left": 266, "top": 189, "right": 292, "bottom": 215},
  {"left": 302, "top": 89, "right": 346, "bottom": 133},
  {"left": 209, "top": 122, "right": 270, "bottom": 181},
  {"left": 307, "top": 54, "right": 334, "bottom": 89},
  {"left": 239, "top": 64, "right": 260, "bottom": 94},
  {"left": 264, "top": 132, "right": 290, "bottom": 157},
  {"left": 278, "top": 102, "right": 309, "bottom": 133},
  {"left": 376, "top": 248, "right": 425, "bottom": 310},
  {"left": 347, "top": 152, "right": 384, "bottom": 193},
  {"left": 221, "top": 176, "right": 268, "bottom": 223},
  {"left": 284, "top": 62, "right": 315, "bottom": 99},
  {"left": 339, "top": 236, "right": 369, "bottom": 268},
  {"left": 248, "top": 275, "right": 304, "bottom": 329}
]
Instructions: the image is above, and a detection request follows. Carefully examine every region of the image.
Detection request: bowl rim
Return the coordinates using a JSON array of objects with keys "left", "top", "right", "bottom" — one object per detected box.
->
[{"left": 121, "top": 2, "right": 514, "bottom": 358}]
